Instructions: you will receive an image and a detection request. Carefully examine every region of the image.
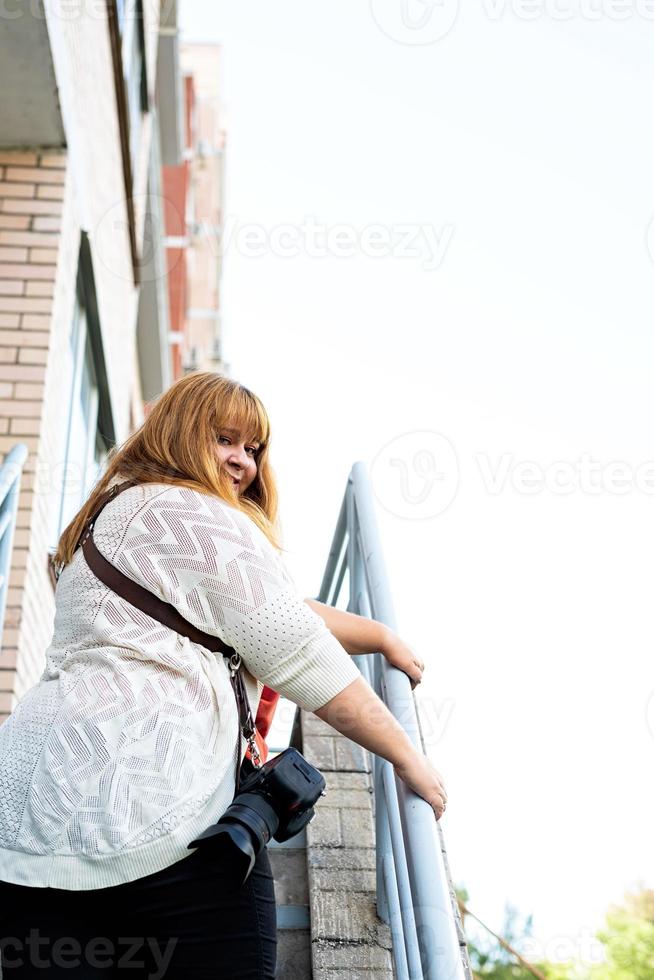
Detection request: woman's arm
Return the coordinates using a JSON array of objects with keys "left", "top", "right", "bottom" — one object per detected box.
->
[
  {"left": 314, "top": 674, "right": 448, "bottom": 820},
  {"left": 303, "top": 598, "right": 389, "bottom": 656},
  {"left": 304, "top": 598, "right": 425, "bottom": 688}
]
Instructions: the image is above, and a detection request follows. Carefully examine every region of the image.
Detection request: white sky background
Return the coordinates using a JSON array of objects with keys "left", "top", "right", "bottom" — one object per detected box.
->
[{"left": 180, "top": 1, "right": 654, "bottom": 963}]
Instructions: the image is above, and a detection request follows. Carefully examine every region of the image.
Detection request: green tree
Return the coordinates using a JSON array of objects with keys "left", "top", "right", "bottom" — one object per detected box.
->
[
  {"left": 586, "top": 885, "right": 654, "bottom": 980},
  {"left": 456, "top": 885, "right": 569, "bottom": 979},
  {"left": 456, "top": 883, "right": 654, "bottom": 980}
]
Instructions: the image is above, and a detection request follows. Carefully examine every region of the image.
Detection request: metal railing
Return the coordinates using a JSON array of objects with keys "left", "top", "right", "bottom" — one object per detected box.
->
[
  {"left": 0, "top": 444, "right": 29, "bottom": 652},
  {"left": 317, "top": 462, "right": 473, "bottom": 980}
]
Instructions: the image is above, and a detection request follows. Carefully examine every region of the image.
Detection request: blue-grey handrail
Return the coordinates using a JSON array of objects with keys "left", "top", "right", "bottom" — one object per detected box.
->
[
  {"left": 0, "top": 444, "right": 29, "bottom": 653},
  {"left": 317, "top": 461, "right": 472, "bottom": 980}
]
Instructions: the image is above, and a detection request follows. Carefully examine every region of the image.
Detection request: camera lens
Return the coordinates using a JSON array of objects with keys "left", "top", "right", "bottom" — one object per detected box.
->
[{"left": 187, "top": 793, "right": 280, "bottom": 890}]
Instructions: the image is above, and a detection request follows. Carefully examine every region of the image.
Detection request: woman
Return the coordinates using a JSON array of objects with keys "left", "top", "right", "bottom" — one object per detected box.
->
[{"left": 0, "top": 372, "right": 447, "bottom": 979}]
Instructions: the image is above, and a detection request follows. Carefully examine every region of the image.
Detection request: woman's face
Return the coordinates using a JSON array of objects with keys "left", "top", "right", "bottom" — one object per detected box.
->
[{"left": 215, "top": 425, "right": 261, "bottom": 495}]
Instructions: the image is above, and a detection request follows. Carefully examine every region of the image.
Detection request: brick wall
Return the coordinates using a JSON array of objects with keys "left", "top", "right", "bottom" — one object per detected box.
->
[
  {"left": 0, "top": 149, "right": 66, "bottom": 722},
  {"left": 300, "top": 711, "right": 394, "bottom": 978}
]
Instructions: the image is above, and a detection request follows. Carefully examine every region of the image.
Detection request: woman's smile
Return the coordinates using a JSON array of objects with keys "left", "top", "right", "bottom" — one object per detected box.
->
[{"left": 215, "top": 427, "right": 260, "bottom": 494}]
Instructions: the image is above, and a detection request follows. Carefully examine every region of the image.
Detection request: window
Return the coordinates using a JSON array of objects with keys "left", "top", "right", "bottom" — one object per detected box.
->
[
  {"left": 48, "top": 236, "right": 115, "bottom": 561},
  {"left": 115, "top": 0, "right": 127, "bottom": 31},
  {"left": 107, "top": 0, "right": 149, "bottom": 283},
  {"left": 120, "top": 0, "right": 148, "bottom": 175}
]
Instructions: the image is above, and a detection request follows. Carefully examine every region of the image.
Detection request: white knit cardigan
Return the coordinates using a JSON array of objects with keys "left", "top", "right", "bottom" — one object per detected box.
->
[{"left": 0, "top": 481, "right": 361, "bottom": 890}]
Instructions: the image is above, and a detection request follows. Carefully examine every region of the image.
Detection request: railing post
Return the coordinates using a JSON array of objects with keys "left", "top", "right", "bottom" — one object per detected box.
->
[{"left": 318, "top": 461, "right": 472, "bottom": 980}]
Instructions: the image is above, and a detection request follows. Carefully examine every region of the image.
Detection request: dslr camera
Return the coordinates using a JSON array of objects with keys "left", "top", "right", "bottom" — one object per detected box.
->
[{"left": 187, "top": 747, "right": 325, "bottom": 888}]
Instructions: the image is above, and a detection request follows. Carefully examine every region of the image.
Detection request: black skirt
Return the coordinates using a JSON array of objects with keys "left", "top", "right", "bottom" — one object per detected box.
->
[{"left": 0, "top": 822, "right": 276, "bottom": 979}]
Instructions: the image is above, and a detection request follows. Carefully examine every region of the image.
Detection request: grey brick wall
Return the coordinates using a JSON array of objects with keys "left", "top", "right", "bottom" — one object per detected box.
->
[{"left": 301, "top": 712, "right": 394, "bottom": 979}]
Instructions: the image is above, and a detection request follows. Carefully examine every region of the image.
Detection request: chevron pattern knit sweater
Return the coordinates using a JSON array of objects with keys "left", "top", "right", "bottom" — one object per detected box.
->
[{"left": 0, "top": 481, "right": 361, "bottom": 890}]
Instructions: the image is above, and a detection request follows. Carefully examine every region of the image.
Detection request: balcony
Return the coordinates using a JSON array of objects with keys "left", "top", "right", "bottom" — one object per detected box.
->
[{"left": 0, "top": 1, "right": 64, "bottom": 148}]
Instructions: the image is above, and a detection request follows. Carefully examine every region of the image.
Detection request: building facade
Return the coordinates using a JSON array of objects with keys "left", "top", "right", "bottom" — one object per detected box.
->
[
  {"left": 162, "top": 41, "right": 228, "bottom": 378},
  {"left": 0, "top": 2, "right": 227, "bottom": 721},
  {"left": 179, "top": 42, "right": 229, "bottom": 375}
]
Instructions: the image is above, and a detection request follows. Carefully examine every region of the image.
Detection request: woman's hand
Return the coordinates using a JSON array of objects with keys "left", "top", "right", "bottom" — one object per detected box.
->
[
  {"left": 393, "top": 751, "right": 448, "bottom": 820},
  {"left": 381, "top": 630, "right": 425, "bottom": 690},
  {"left": 314, "top": 676, "right": 448, "bottom": 820}
]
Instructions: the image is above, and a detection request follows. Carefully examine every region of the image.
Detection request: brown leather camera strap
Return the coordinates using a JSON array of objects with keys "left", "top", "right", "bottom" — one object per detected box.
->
[{"left": 77, "top": 480, "right": 258, "bottom": 790}]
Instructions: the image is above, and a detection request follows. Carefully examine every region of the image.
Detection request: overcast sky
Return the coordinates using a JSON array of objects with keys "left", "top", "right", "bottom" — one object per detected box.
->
[{"left": 180, "top": 2, "right": 654, "bottom": 965}]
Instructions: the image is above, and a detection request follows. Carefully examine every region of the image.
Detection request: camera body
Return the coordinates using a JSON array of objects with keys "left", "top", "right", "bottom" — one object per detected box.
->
[
  {"left": 237, "top": 746, "right": 326, "bottom": 842},
  {"left": 187, "top": 747, "right": 326, "bottom": 888}
]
